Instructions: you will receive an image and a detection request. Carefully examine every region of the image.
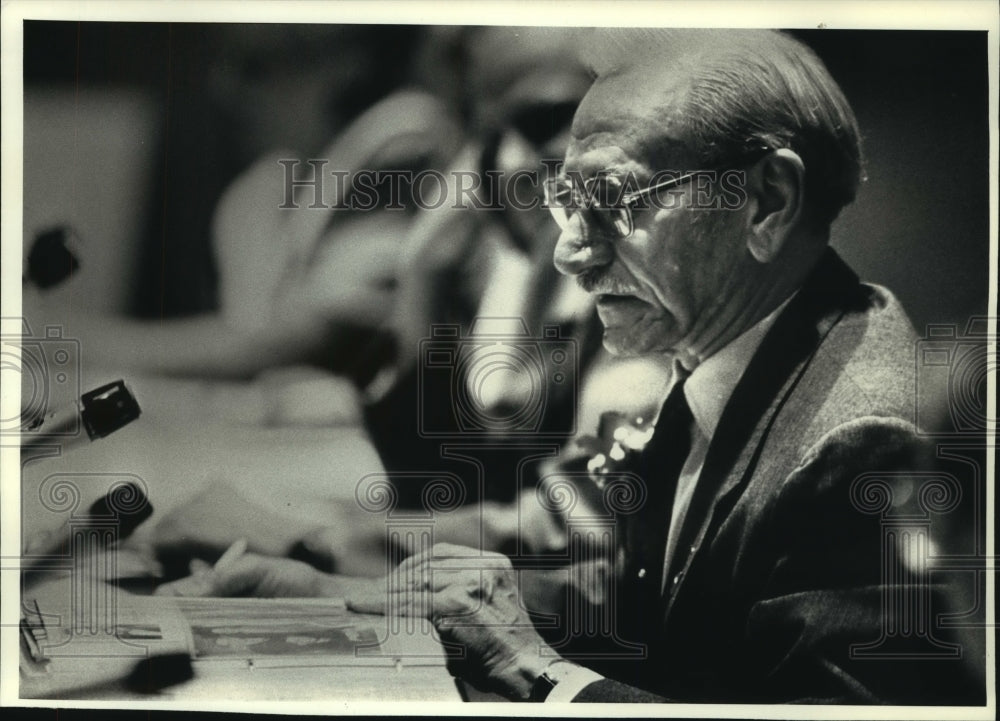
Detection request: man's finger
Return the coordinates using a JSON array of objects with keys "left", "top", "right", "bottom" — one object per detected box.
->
[
  {"left": 428, "top": 586, "right": 482, "bottom": 622},
  {"left": 398, "top": 546, "right": 512, "bottom": 578},
  {"left": 346, "top": 586, "right": 433, "bottom": 617},
  {"left": 188, "top": 558, "right": 212, "bottom": 576},
  {"left": 205, "top": 556, "right": 275, "bottom": 597},
  {"left": 154, "top": 572, "right": 216, "bottom": 597}
]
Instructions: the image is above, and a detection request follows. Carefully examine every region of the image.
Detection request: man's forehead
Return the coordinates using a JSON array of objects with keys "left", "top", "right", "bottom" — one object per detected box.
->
[{"left": 564, "top": 67, "right": 691, "bottom": 175}]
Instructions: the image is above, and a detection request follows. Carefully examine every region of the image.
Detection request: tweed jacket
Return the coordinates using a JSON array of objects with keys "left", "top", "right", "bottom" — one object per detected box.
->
[{"left": 570, "top": 248, "right": 982, "bottom": 704}]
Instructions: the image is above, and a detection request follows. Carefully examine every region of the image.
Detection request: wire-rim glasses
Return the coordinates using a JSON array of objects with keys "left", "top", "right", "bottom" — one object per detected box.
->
[{"left": 543, "top": 170, "right": 700, "bottom": 238}]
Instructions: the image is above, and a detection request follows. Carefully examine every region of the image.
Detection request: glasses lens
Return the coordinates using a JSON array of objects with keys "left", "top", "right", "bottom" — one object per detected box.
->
[
  {"left": 544, "top": 179, "right": 575, "bottom": 229},
  {"left": 611, "top": 209, "right": 632, "bottom": 237},
  {"left": 587, "top": 175, "right": 631, "bottom": 238},
  {"left": 588, "top": 207, "right": 631, "bottom": 237},
  {"left": 544, "top": 174, "right": 634, "bottom": 236}
]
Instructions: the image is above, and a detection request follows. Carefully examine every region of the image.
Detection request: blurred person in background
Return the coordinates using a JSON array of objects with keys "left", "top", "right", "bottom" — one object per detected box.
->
[
  {"left": 23, "top": 25, "right": 461, "bottom": 423},
  {"left": 157, "top": 28, "right": 984, "bottom": 705},
  {"left": 303, "top": 26, "right": 675, "bottom": 575},
  {"left": 157, "top": 27, "right": 673, "bottom": 619},
  {"left": 20, "top": 25, "right": 463, "bottom": 571}
]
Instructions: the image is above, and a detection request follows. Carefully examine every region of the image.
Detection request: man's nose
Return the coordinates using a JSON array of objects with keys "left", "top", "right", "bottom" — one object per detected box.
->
[{"left": 552, "top": 213, "right": 615, "bottom": 276}]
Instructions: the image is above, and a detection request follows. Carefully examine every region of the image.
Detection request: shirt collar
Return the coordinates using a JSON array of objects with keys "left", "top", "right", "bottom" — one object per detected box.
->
[{"left": 680, "top": 295, "right": 795, "bottom": 440}]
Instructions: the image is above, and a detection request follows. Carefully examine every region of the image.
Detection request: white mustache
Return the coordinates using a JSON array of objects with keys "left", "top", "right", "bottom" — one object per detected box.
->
[{"left": 576, "top": 270, "right": 636, "bottom": 296}]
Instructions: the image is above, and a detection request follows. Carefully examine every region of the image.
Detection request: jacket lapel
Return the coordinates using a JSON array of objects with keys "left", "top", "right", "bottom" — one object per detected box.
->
[{"left": 661, "top": 248, "right": 863, "bottom": 621}]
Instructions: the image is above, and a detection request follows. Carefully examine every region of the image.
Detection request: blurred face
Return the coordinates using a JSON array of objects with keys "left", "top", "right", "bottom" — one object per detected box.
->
[
  {"left": 553, "top": 74, "right": 749, "bottom": 360},
  {"left": 469, "top": 28, "right": 592, "bottom": 255},
  {"left": 489, "top": 100, "right": 578, "bottom": 253}
]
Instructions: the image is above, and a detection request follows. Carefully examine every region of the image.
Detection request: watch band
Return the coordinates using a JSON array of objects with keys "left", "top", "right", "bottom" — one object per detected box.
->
[{"left": 528, "top": 660, "right": 576, "bottom": 702}]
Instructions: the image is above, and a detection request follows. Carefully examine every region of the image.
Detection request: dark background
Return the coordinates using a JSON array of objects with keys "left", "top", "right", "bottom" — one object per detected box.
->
[{"left": 23, "top": 23, "right": 992, "bottom": 333}]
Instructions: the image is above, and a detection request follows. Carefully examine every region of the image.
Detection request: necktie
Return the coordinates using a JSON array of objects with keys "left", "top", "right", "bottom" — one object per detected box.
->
[{"left": 619, "top": 377, "right": 694, "bottom": 640}]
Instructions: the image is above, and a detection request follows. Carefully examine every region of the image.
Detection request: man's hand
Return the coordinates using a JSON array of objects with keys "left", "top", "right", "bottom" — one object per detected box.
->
[
  {"left": 152, "top": 482, "right": 306, "bottom": 561},
  {"left": 154, "top": 552, "right": 376, "bottom": 600},
  {"left": 212, "top": 153, "right": 404, "bottom": 333},
  {"left": 346, "top": 543, "right": 556, "bottom": 700}
]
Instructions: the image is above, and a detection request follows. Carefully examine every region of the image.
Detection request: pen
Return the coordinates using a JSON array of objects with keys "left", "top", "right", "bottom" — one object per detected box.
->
[{"left": 214, "top": 538, "right": 248, "bottom": 571}]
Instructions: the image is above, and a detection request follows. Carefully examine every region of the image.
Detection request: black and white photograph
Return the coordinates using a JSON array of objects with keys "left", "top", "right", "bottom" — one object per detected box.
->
[{"left": 2, "top": 1, "right": 996, "bottom": 716}]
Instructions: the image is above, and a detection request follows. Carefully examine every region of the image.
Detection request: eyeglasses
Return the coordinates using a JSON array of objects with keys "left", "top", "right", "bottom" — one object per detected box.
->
[{"left": 543, "top": 170, "right": 701, "bottom": 238}]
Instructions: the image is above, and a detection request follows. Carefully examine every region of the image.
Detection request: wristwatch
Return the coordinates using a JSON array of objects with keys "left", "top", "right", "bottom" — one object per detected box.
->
[{"left": 528, "top": 659, "right": 578, "bottom": 702}]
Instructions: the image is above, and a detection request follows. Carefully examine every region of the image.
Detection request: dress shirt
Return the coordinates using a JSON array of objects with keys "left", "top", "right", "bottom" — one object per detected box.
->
[
  {"left": 547, "top": 295, "right": 793, "bottom": 702},
  {"left": 662, "top": 295, "right": 792, "bottom": 590}
]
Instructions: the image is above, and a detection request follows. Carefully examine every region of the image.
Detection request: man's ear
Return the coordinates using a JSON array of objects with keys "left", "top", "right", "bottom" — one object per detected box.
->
[{"left": 743, "top": 148, "right": 805, "bottom": 263}]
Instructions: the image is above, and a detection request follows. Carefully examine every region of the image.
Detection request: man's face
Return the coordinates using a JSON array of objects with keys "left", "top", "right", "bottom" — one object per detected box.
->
[{"left": 553, "top": 72, "right": 748, "bottom": 360}]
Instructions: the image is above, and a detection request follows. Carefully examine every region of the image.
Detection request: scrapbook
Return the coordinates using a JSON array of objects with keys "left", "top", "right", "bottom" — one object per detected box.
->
[{"left": 21, "top": 578, "right": 459, "bottom": 701}]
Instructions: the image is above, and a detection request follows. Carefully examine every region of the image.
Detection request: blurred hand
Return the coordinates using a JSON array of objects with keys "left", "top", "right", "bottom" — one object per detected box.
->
[
  {"left": 514, "top": 490, "right": 566, "bottom": 553},
  {"left": 346, "top": 542, "right": 554, "bottom": 700},
  {"left": 154, "top": 552, "right": 378, "bottom": 599},
  {"left": 152, "top": 481, "right": 307, "bottom": 560},
  {"left": 276, "top": 213, "right": 405, "bottom": 329},
  {"left": 212, "top": 150, "right": 302, "bottom": 331},
  {"left": 212, "top": 90, "right": 462, "bottom": 335},
  {"left": 255, "top": 366, "right": 363, "bottom": 427},
  {"left": 398, "top": 145, "right": 484, "bottom": 279},
  {"left": 155, "top": 553, "right": 322, "bottom": 597},
  {"left": 387, "top": 145, "right": 489, "bottom": 370}
]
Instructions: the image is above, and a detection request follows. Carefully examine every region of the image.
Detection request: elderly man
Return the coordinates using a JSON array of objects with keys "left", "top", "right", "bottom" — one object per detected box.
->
[
  {"left": 159, "top": 29, "right": 980, "bottom": 704},
  {"left": 347, "top": 28, "right": 978, "bottom": 703}
]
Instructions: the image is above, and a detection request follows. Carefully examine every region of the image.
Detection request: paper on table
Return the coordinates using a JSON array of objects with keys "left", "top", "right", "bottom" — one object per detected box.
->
[
  {"left": 22, "top": 577, "right": 456, "bottom": 701},
  {"left": 172, "top": 596, "right": 449, "bottom": 668}
]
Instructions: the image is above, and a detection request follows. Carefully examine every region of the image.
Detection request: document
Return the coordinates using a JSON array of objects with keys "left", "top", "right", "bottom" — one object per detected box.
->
[{"left": 21, "top": 578, "right": 458, "bottom": 701}]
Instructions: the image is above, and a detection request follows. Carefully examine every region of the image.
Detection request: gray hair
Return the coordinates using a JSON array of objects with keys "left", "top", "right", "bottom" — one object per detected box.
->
[{"left": 579, "top": 29, "right": 864, "bottom": 229}]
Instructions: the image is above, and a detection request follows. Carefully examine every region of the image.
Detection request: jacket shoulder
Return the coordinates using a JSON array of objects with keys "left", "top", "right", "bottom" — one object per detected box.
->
[{"left": 782, "top": 282, "right": 919, "bottom": 457}]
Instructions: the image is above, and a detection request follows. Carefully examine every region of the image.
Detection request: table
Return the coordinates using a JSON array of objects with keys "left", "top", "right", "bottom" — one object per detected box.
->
[{"left": 20, "top": 566, "right": 464, "bottom": 704}]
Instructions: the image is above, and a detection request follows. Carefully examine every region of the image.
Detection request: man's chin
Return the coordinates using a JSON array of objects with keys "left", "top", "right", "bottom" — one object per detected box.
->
[{"left": 600, "top": 327, "right": 676, "bottom": 357}]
